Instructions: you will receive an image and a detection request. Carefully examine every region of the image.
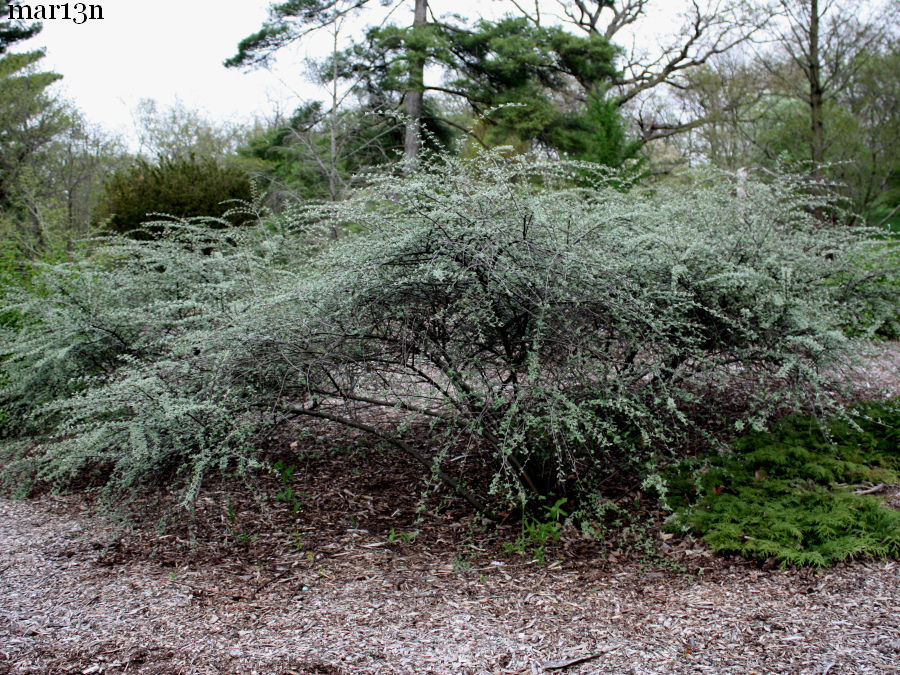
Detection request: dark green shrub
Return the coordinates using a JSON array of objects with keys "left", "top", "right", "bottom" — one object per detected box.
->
[
  {"left": 668, "top": 399, "right": 900, "bottom": 566},
  {"left": 94, "top": 157, "right": 253, "bottom": 236}
]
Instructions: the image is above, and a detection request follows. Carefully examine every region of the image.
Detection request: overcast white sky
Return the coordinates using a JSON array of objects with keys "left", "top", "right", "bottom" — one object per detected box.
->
[
  {"left": 32, "top": 0, "right": 339, "bottom": 141},
  {"left": 21, "top": 0, "right": 680, "bottom": 145}
]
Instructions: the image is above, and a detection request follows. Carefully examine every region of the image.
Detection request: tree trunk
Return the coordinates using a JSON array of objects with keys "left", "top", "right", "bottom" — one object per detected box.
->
[
  {"left": 807, "top": 0, "right": 825, "bottom": 165},
  {"left": 329, "top": 24, "right": 340, "bottom": 207},
  {"left": 404, "top": 0, "right": 428, "bottom": 162}
]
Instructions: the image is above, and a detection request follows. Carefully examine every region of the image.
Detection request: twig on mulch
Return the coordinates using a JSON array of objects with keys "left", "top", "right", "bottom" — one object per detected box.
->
[{"left": 540, "top": 644, "right": 620, "bottom": 670}]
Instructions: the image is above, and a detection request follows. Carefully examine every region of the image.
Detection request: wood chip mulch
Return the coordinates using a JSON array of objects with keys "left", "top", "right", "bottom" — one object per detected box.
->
[{"left": 3, "top": 492, "right": 899, "bottom": 675}]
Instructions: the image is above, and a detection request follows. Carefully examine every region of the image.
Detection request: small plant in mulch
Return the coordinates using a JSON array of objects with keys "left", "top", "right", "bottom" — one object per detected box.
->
[
  {"left": 388, "top": 528, "right": 419, "bottom": 543},
  {"left": 504, "top": 497, "right": 569, "bottom": 564},
  {"left": 272, "top": 460, "right": 310, "bottom": 514},
  {"left": 666, "top": 398, "right": 900, "bottom": 567}
]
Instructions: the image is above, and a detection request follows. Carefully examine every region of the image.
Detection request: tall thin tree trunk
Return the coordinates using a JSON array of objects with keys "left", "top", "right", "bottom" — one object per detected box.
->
[
  {"left": 329, "top": 24, "right": 340, "bottom": 206},
  {"left": 808, "top": 0, "right": 825, "bottom": 165},
  {"left": 404, "top": 0, "right": 428, "bottom": 162}
]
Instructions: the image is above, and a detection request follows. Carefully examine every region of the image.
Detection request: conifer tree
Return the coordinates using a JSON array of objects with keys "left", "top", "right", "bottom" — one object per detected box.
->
[
  {"left": 0, "top": 0, "right": 68, "bottom": 249},
  {"left": 227, "top": 0, "right": 433, "bottom": 161},
  {"left": 0, "top": 0, "right": 42, "bottom": 53},
  {"left": 230, "top": 3, "right": 639, "bottom": 166}
]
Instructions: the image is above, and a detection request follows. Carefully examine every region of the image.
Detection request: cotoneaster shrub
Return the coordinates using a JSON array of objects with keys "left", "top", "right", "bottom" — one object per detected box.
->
[
  {"left": 235, "top": 152, "right": 896, "bottom": 515},
  {"left": 0, "top": 213, "right": 319, "bottom": 501},
  {"left": 0, "top": 151, "right": 895, "bottom": 516}
]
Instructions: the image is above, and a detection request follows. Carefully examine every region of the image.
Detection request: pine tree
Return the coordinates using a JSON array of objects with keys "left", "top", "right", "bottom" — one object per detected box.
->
[
  {"left": 0, "top": 1, "right": 65, "bottom": 246},
  {"left": 226, "top": 0, "right": 432, "bottom": 161},
  {"left": 0, "top": 0, "right": 42, "bottom": 53}
]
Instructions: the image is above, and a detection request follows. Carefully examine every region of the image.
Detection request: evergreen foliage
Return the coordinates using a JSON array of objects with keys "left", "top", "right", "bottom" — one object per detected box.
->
[
  {"left": 94, "top": 158, "right": 254, "bottom": 236},
  {"left": 547, "top": 92, "right": 644, "bottom": 168},
  {"left": 0, "top": 21, "right": 116, "bottom": 260},
  {"left": 0, "top": 0, "right": 42, "bottom": 53},
  {"left": 332, "top": 16, "right": 637, "bottom": 162},
  {"left": 668, "top": 399, "right": 900, "bottom": 567},
  {"left": 440, "top": 18, "right": 625, "bottom": 157},
  {"left": 0, "top": 50, "right": 64, "bottom": 211},
  {"left": 0, "top": 9, "right": 124, "bottom": 258}
]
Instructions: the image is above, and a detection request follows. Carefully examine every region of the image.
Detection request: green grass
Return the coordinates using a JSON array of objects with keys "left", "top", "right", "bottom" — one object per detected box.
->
[{"left": 667, "top": 399, "right": 900, "bottom": 567}]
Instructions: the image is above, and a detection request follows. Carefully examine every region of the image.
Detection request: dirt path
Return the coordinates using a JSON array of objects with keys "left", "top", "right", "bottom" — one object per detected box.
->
[{"left": 2, "top": 495, "right": 899, "bottom": 675}]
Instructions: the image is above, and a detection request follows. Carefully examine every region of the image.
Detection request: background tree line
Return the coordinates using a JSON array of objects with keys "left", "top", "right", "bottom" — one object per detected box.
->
[
  {"left": 228, "top": 0, "right": 900, "bottom": 222},
  {"left": 1, "top": 0, "right": 898, "bottom": 264}
]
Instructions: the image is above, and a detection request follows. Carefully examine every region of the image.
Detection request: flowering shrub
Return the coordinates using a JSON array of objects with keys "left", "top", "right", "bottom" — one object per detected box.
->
[{"left": 0, "top": 214, "right": 315, "bottom": 500}]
